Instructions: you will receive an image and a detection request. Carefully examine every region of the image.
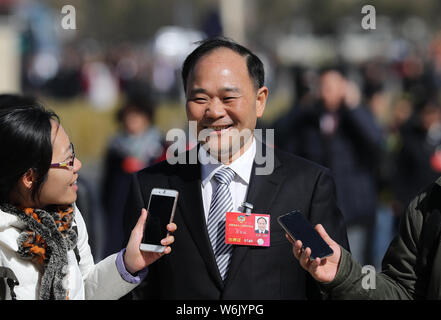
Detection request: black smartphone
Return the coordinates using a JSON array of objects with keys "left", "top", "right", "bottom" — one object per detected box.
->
[
  {"left": 277, "top": 210, "right": 333, "bottom": 259},
  {"left": 140, "top": 188, "right": 178, "bottom": 252}
]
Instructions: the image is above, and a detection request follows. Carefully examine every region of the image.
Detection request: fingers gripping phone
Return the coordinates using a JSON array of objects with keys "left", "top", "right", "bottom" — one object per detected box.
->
[
  {"left": 140, "top": 188, "right": 178, "bottom": 253},
  {"left": 277, "top": 210, "right": 333, "bottom": 260}
]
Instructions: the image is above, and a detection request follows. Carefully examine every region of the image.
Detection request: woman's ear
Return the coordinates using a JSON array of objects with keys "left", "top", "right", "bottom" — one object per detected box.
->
[
  {"left": 9, "top": 169, "right": 37, "bottom": 207},
  {"left": 21, "top": 169, "right": 36, "bottom": 190}
]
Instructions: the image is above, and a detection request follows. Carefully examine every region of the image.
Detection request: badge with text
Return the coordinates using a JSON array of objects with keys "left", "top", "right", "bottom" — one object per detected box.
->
[{"left": 225, "top": 212, "right": 270, "bottom": 247}]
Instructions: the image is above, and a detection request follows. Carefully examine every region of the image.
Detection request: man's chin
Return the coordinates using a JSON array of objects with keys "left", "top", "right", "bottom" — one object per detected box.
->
[
  {"left": 200, "top": 132, "right": 253, "bottom": 163},
  {"left": 203, "top": 145, "right": 249, "bottom": 164},
  {"left": 202, "top": 142, "right": 230, "bottom": 161}
]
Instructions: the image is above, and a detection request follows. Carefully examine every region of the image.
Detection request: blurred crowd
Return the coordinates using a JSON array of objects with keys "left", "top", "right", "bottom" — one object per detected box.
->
[
  {"left": 3, "top": 1, "right": 441, "bottom": 269},
  {"left": 271, "top": 33, "right": 441, "bottom": 267},
  {"left": 13, "top": 34, "right": 441, "bottom": 268}
]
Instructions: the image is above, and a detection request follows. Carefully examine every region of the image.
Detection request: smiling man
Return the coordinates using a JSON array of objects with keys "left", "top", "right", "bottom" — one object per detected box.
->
[
  {"left": 123, "top": 37, "right": 349, "bottom": 299},
  {"left": 184, "top": 44, "right": 267, "bottom": 164}
]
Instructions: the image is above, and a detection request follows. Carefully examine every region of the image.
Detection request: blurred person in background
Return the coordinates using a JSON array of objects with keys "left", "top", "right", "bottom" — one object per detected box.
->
[
  {"left": 373, "top": 96, "right": 413, "bottom": 224},
  {"left": 361, "top": 64, "right": 395, "bottom": 269},
  {"left": 101, "top": 83, "right": 167, "bottom": 257},
  {"left": 427, "top": 33, "right": 441, "bottom": 95},
  {"left": 274, "top": 66, "right": 384, "bottom": 266},
  {"left": 45, "top": 46, "right": 84, "bottom": 99},
  {"left": 392, "top": 97, "right": 441, "bottom": 218},
  {"left": 273, "top": 66, "right": 318, "bottom": 153},
  {"left": 359, "top": 60, "right": 413, "bottom": 269}
]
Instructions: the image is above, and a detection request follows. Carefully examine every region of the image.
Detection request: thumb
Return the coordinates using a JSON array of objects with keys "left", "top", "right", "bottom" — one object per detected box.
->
[
  {"left": 314, "top": 224, "right": 335, "bottom": 246},
  {"left": 132, "top": 208, "right": 147, "bottom": 243}
]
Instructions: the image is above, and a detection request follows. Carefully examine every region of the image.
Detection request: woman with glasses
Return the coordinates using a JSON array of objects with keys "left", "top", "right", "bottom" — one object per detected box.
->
[{"left": 0, "top": 98, "right": 176, "bottom": 300}]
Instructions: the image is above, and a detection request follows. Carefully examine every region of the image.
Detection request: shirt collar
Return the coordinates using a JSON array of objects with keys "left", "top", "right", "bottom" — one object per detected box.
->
[{"left": 200, "top": 137, "right": 256, "bottom": 187}]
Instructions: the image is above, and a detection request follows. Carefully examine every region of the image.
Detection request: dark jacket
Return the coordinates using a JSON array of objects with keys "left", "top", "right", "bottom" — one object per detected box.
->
[{"left": 323, "top": 176, "right": 441, "bottom": 299}]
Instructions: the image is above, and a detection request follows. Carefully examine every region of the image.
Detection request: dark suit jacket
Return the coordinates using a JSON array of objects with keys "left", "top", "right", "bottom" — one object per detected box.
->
[{"left": 123, "top": 144, "right": 349, "bottom": 300}]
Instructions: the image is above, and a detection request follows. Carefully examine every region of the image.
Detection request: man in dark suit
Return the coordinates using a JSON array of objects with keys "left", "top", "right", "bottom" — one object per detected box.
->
[{"left": 123, "top": 38, "right": 349, "bottom": 299}]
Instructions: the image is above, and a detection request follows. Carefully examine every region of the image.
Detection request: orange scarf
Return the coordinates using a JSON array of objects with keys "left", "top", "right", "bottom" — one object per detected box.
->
[
  {"left": 19, "top": 206, "right": 74, "bottom": 265},
  {"left": 0, "top": 203, "right": 77, "bottom": 300}
]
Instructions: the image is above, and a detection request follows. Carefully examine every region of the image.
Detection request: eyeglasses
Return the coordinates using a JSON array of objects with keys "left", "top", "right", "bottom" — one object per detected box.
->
[{"left": 50, "top": 143, "right": 75, "bottom": 170}]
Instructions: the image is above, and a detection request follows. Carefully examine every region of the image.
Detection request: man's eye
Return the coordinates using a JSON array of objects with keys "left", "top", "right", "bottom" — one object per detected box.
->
[{"left": 224, "top": 97, "right": 237, "bottom": 102}]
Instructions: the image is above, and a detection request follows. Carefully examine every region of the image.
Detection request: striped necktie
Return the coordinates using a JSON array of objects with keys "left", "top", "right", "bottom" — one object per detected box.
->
[{"left": 207, "top": 166, "right": 235, "bottom": 280}]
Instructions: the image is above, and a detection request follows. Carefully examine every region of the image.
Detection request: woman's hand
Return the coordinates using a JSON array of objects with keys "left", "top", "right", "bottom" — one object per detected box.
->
[
  {"left": 287, "top": 224, "right": 341, "bottom": 283},
  {"left": 124, "top": 208, "right": 177, "bottom": 274}
]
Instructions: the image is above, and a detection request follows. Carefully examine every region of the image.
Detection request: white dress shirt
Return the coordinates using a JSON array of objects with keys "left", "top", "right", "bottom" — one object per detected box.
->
[{"left": 199, "top": 138, "right": 256, "bottom": 222}]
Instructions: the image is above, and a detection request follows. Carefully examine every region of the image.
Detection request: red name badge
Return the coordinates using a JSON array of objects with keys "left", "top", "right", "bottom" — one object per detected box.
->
[{"left": 225, "top": 212, "right": 270, "bottom": 247}]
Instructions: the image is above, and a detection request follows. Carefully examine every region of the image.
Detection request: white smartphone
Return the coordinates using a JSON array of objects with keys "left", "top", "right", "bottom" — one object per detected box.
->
[{"left": 140, "top": 188, "right": 179, "bottom": 253}]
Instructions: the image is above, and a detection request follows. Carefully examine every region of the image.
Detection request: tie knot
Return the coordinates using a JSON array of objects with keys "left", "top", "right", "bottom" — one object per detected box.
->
[{"left": 214, "top": 167, "right": 235, "bottom": 185}]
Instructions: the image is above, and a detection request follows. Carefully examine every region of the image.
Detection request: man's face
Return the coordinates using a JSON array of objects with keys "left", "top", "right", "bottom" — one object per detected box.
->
[
  {"left": 185, "top": 48, "right": 268, "bottom": 163},
  {"left": 258, "top": 218, "right": 267, "bottom": 231}
]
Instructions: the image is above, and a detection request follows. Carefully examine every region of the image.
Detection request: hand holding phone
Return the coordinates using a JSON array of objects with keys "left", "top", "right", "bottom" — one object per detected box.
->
[
  {"left": 284, "top": 216, "right": 342, "bottom": 284},
  {"left": 278, "top": 210, "right": 333, "bottom": 260},
  {"left": 124, "top": 208, "right": 177, "bottom": 275},
  {"left": 140, "top": 188, "right": 179, "bottom": 253}
]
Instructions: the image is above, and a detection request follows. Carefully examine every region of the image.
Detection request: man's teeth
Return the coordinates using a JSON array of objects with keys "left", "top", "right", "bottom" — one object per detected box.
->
[{"left": 210, "top": 126, "right": 230, "bottom": 130}]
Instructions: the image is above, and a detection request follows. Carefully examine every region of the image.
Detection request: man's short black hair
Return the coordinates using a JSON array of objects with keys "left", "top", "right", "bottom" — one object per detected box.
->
[
  {"left": 257, "top": 217, "right": 267, "bottom": 224},
  {"left": 181, "top": 37, "right": 265, "bottom": 92}
]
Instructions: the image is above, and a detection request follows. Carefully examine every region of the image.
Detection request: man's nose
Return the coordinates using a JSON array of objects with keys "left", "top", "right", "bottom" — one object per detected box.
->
[{"left": 205, "top": 97, "right": 227, "bottom": 119}]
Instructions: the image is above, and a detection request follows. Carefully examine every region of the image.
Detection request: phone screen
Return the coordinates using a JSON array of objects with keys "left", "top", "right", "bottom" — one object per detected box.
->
[
  {"left": 143, "top": 194, "right": 176, "bottom": 246},
  {"left": 278, "top": 211, "right": 333, "bottom": 259}
]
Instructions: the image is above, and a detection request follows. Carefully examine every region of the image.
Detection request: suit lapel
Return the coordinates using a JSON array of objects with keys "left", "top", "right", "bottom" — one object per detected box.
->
[
  {"left": 225, "top": 146, "right": 286, "bottom": 286},
  {"left": 168, "top": 149, "right": 225, "bottom": 290}
]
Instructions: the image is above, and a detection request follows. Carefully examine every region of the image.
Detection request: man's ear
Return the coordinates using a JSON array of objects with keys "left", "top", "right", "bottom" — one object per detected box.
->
[{"left": 256, "top": 86, "right": 269, "bottom": 118}]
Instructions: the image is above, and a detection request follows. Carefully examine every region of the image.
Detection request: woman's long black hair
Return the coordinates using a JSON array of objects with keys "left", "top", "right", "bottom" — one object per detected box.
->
[{"left": 0, "top": 94, "right": 60, "bottom": 203}]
